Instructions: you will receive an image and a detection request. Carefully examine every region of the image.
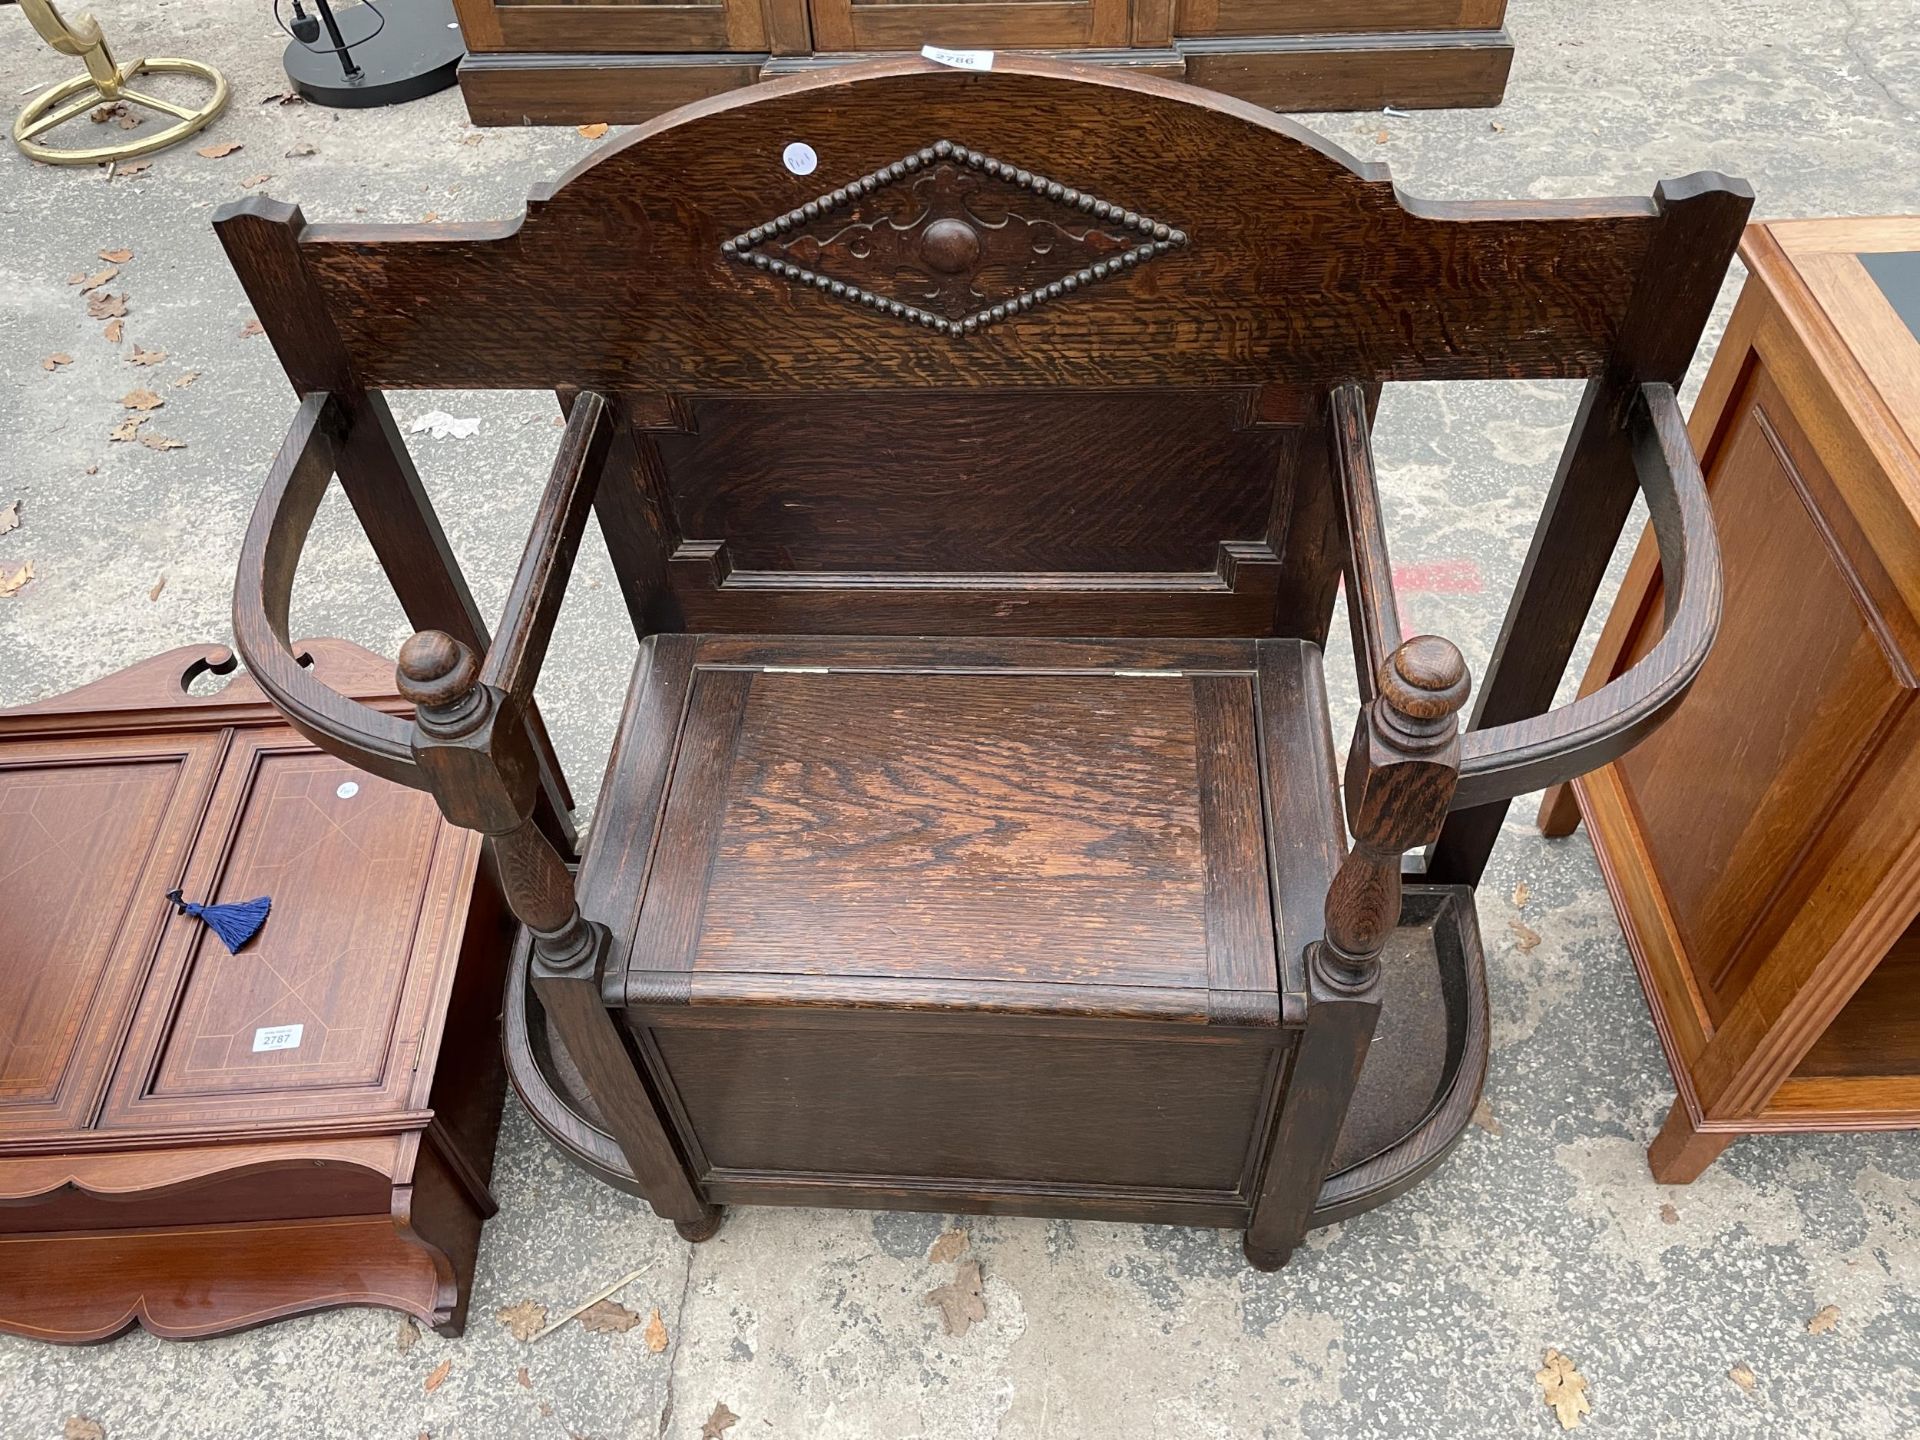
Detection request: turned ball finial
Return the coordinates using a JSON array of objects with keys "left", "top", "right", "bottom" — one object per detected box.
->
[
  {"left": 396, "top": 630, "right": 480, "bottom": 714},
  {"left": 1377, "top": 635, "right": 1471, "bottom": 729}
]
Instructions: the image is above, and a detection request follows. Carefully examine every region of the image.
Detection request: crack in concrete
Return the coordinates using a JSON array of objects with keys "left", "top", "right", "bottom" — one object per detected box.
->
[
  {"left": 656, "top": 1239, "right": 700, "bottom": 1439},
  {"left": 1835, "top": 0, "right": 1917, "bottom": 120}
]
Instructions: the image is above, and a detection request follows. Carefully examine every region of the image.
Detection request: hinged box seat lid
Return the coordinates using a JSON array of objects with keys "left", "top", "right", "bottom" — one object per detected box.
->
[{"left": 601, "top": 635, "right": 1328, "bottom": 1027}]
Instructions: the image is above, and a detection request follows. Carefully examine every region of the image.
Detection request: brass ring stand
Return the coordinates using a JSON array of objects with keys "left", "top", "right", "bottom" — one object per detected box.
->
[{"left": 13, "top": 0, "right": 229, "bottom": 166}]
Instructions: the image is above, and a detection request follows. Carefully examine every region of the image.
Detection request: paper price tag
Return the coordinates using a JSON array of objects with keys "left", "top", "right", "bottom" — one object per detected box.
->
[
  {"left": 253, "top": 1023, "right": 304, "bottom": 1053},
  {"left": 921, "top": 45, "right": 994, "bottom": 71}
]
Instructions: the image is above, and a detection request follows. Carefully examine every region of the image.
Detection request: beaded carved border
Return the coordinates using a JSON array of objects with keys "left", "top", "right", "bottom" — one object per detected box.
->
[{"left": 721, "top": 139, "right": 1190, "bottom": 337}]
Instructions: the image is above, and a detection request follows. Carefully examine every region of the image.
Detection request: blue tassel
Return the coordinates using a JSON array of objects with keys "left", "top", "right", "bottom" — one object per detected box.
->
[{"left": 167, "top": 889, "right": 272, "bottom": 954}]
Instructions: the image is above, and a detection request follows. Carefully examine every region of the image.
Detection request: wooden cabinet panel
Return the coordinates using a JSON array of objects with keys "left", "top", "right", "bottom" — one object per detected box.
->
[
  {"left": 1176, "top": 0, "right": 1501, "bottom": 38},
  {"left": 485, "top": 0, "right": 774, "bottom": 53},
  {"left": 1615, "top": 364, "right": 1907, "bottom": 1022},
  {"left": 810, "top": 0, "right": 1131, "bottom": 51},
  {"left": 101, "top": 737, "right": 463, "bottom": 1131},
  {"left": 0, "top": 739, "right": 219, "bottom": 1136}
]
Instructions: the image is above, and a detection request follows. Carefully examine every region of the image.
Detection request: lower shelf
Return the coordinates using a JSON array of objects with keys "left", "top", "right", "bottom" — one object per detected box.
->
[{"left": 505, "top": 883, "right": 1487, "bottom": 1234}]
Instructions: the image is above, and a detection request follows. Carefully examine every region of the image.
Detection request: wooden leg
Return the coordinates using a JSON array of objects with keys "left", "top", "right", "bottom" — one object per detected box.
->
[
  {"left": 1536, "top": 781, "right": 1583, "bottom": 838},
  {"left": 1243, "top": 987, "right": 1381, "bottom": 1269},
  {"left": 1647, "top": 1097, "right": 1736, "bottom": 1183},
  {"left": 534, "top": 968, "right": 716, "bottom": 1228}
]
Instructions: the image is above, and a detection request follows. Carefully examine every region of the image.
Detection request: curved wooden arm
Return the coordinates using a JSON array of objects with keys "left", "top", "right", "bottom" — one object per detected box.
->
[
  {"left": 232, "top": 392, "right": 425, "bottom": 788},
  {"left": 1451, "top": 382, "right": 1721, "bottom": 809}
]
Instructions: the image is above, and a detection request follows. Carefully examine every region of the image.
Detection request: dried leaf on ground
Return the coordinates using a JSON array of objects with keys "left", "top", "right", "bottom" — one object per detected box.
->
[
  {"left": 639, "top": 1306, "right": 669, "bottom": 1349},
  {"left": 515, "top": 1366, "right": 531, "bottom": 1389},
  {"left": 63, "top": 1419, "right": 105, "bottom": 1440},
  {"left": 196, "top": 141, "right": 243, "bottom": 158},
  {"left": 1512, "top": 881, "right": 1531, "bottom": 908},
  {"left": 109, "top": 416, "right": 147, "bottom": 442},
  {"left": 0, "top": 500, "right": 18, "bottom": 536},
  {"left": 286, "top": 143, "right": 317, "bottom": 157},
  {"left": 111, "top": 159, "right": 151, "bottom": 180},
  {"left": 1508, "top": 918, "right": 1542, "bottom": 952},
  {"left": 576, "top": 1299, "right": 642, "bottom": 1336},
  {"left": 424, "top": 1358, "right": 452, "bottom": 1393},
  {"left": 128, "top": 345, "right": 166, "bottom": 366},
  {"left": 1807, "top": 1304, "right": 1840, "bottom": 1335},
  {"left": 578, "top": 122, "right": 610, "bottom": 138},
  {"left": 460, "top": 132, "right": 483, "bottom": 145},
  {"left": 1728, "top": 1363, "right": 1755, "bottom": 1392},
  {"left": 497, "top": 1300, "right": 548, "bottom": 1342},
  {"left": 1490, "top": 120, "right": 1506, "bottom": 132},
  {"left": 239, "top": 318, "right": 264, "bottom": 337},
  {"left": 116, "top": 112, "right": 144, "bottom": 130},
  {"left": 420, "top": 211, "right": 441, "bottom": 222},
  {"left": 926, "top": 1259, "right": 986, "bottom": 1337},
  {"left": 700, "top": 1402, "right": 740, "bottom": 1439},
  {"left": 103, "top": 319, "right": 124, "bottom": 343},
  {"left": 42, "top": 353, "right": 72, "bottom": 371},
  {"left": 138, "top": 433, "right": 187, "bottom": 451},
  {"left": 1659, "top": 1203, "right": 1680, "bottom": 1225},
  {"left": 121, "top": 387, "right": 163, "bottom": 410},
  {"left": 409, "top": 410, "right": 480, "bottom": 440},
  {"left": 148, "top": 574, "right": 167, "bottom": 601},
  {"left": 259, "top": 89, "right": 305, "bottom": 105},
  {"left": 1536, "top": 1349, "right": 1591, "bottom": 1430},
  {"left": 90, "top": 102, "right": 125, "bottom": 124},
  {"left": 928, "top": 1229, "right": 968, "bottom": 1264},
  {"left": 0, "top": 562, "right": 36, "bottom": 598},
  {"left": 99, "top": 247, "right": 133, "bottom": 263},
  {"left": 87, "top": 291, "right": 127, "bottom": 320},
  {"left": 1374, "top": 128, "right": 1390, "bottom": 144},
  {"left": 396, "top": 1317, "right": 421, "bottom": 1352},
  {"left": 77, "top": 265, "right": 118, "bottom": 292},
  {"left": 1471, "top": 1096, "right": 1502, "bottom": 1135},
  {"left": 240, "top": 172, "right": 272, "bottom": 189},
  {"left": 173, "top": 370, "right": 200, "bottom": 388}
]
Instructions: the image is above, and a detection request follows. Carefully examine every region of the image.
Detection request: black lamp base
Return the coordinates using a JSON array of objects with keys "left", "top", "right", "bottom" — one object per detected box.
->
[{"left": 283, "top": 0, "right": 465, "bottom": 109}]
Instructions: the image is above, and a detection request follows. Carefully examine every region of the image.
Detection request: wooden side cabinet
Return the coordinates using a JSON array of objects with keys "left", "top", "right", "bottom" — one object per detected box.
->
[
  {"left": 451, "top": 0, "right": 1513, "bottom": 125},
  {"left": 1540, "top": 218, "right": 1920, "bottom": 1181},
  {"left": 0, "top": 642, "right": 513, "bottom": 1342}
]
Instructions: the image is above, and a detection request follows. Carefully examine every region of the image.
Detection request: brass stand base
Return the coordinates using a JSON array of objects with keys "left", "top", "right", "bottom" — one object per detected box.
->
[{"left": 13, "top": 0, "right": 229, "bottom": 166}]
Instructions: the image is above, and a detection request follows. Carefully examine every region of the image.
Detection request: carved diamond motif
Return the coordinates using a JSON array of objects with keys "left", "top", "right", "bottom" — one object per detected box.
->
[{"left": 722, "top": 139, "right": 1190, "bottom": 337}]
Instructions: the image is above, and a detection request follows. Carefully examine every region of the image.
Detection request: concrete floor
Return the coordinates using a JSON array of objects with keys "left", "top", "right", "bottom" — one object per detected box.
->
[{"left": 3, "top": 0, "right": 1919, "bottom": 1435}]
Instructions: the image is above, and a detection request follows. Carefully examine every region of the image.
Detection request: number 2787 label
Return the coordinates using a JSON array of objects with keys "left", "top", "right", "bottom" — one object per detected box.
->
[{"left": 252, "top": 1023, "right": 304, "bottom": 1053}]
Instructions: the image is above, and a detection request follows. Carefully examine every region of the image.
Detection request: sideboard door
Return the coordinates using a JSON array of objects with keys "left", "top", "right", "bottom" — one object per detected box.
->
[
  {"left": 456, "top": 0, "right": 781, "bottom": 56},
  {"left": 808, "top": 0, "right": 1131, "bottom": 51}
]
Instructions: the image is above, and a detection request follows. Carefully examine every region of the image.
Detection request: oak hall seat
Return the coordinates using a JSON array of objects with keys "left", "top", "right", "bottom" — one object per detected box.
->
[{"left": 219, "top": 56, "right": 1747, "bottom": 1268}]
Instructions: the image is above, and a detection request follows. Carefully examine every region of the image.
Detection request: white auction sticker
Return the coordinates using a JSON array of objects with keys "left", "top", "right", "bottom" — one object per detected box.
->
[
  {"left": 782, "top": 141, "right": 818, "bottom": 176},
  {"left": 252, "top": 1023, "right": 304, "bottom": 1053},
  {"left": 336, "top": 780, "right": 359, "bottom": 800},
  {"left": 921, "top": 44, "right": 994, "bottom": 71}
]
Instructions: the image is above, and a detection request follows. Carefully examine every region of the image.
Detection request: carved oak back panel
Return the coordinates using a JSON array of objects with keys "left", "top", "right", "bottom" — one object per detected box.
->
[{"left": 219, "top": 56, "right": 1702, "bottom": 639}]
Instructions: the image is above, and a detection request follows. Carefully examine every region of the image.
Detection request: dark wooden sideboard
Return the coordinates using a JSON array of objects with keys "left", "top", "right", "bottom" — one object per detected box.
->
[
  {"left": 451, "top": 0, "right": 1513, "bottom": 125},
  {"left": 1540, "top": 218, "right": 1920, "bottom": 1181},
  {"left": 0, "top": 641, "right": 513, "bottom": 1341}
]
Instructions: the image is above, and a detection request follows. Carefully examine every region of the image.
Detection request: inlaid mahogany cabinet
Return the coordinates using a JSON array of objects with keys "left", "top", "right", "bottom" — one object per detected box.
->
[
  {"left": 1540, "top": 218, "right": 1920, "bottom": 1182},
  {"left": 217, "top": 58, "right": 1747, "bottom": 1268},
  {"left": 451, "top": 0, "right": 1513, "bottom": 126},
  {"left": 0, "top": 641, "right": 513, "bottom": 1341}
]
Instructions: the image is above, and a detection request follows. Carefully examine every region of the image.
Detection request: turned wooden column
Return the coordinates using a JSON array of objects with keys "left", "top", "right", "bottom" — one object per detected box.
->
[
  {"left": 1244, "top": 634, "right": 1469, "bottom": 1269},
  {"left": 397, "top": 631, "right": 719, "bottom": 1239}
]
